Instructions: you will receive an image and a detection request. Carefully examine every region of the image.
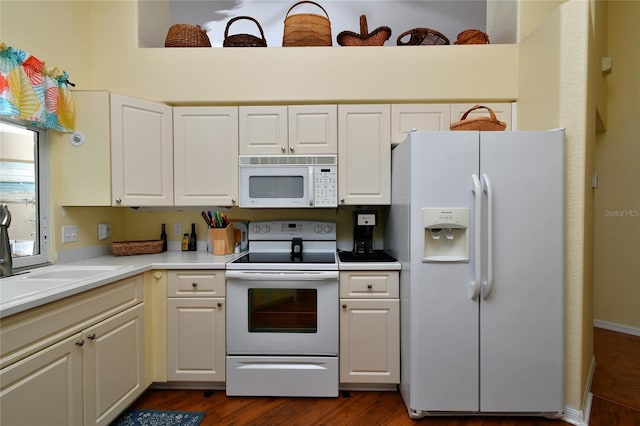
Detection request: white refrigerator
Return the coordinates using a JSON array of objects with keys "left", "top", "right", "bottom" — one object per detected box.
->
[{"left": 386, "top": 130, "right": 564, "bottom": 418}]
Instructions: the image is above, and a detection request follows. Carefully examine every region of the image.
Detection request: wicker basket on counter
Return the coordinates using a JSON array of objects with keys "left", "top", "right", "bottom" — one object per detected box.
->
[{"left": 110, "top": 240, "right": 164, "bottom": 256}]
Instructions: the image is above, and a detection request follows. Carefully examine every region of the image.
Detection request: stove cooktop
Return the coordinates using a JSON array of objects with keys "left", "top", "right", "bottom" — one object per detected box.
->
[{"left": 231, "top": 252, "right": 337, "bottom": 264}]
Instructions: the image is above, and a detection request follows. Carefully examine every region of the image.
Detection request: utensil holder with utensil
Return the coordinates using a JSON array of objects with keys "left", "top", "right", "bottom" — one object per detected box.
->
[{"left": 209, "top": 225, "right": 234, "bottom": 255}]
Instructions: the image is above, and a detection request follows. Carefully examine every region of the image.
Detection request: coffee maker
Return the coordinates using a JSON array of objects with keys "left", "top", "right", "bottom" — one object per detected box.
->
[{"left": 352, "top": 210, "right": 377, "bottom": 256}]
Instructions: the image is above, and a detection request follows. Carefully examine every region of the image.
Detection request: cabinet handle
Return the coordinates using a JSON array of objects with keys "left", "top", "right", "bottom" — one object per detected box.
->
[
  {"left": 342, "top": 304, "right": 347, "bottom": 309},
  {"left": 75, "top": 339, "right": 85, "bottom": 347},
  {"left": 367, "top": 284, "right": 373, "bottom": 290},
  {"left": 217, "top": 302, "right": 223, "bottom": 308},
  {"left": 115, "top": 198, "right": 122, "bottom": 204},
  {"left": 281, "top": 146, "right": 286, "bottom": 152},
  {"left": 192, "top": 282, "right": 198, "bottom": 288},
  {"left": 86, "top": 333, "right": 96, "bottom": 340}
]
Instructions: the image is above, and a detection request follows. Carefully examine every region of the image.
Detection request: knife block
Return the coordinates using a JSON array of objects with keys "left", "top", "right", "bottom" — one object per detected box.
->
[{"left": 209, "top": 225, "right": 234, "bottom": 255}]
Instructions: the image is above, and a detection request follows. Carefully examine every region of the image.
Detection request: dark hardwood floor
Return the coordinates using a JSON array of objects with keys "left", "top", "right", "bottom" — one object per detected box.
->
[{"left": 125, "top": 327, "right": 640, "bottom": 425}]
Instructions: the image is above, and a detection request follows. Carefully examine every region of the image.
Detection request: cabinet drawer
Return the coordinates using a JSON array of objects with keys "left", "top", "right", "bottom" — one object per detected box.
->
[
  {"left": 167, "top": 270, "right": 225, "bottom": 297},
  {"left": 339, "top": 271, "right": 399, "bottom": 298},
  {"left": 0, "top": 275, "right": 143, "bottom": 369}
]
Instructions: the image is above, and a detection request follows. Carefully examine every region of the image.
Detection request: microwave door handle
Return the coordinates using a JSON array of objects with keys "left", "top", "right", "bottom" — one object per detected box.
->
[{"left": 308, "top": 167, "right": 314, "bottom": 207}]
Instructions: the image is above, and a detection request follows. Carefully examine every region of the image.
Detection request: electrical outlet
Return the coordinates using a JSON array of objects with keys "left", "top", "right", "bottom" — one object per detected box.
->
[
  {"left": 174, "top": 223, "right": 182, "bottom": 236},
  {"left": 62, "top": 226, "right": 78, "bottom": 243},
  {"left": 98, "top": 223, "right": 112, "bottom": 240}
]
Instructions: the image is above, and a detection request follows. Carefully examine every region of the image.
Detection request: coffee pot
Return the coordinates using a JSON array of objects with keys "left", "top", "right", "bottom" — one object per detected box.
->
[
  {"left": 352, "top": 210, "right": 376, "bottom": 256},
  {"left": 0, "top": 204, "right": 12, "bottom": 277}
]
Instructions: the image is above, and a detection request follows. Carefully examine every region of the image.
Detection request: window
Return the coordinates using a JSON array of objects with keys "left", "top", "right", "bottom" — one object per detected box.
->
[{"left": 0, "top": 119, "right": 50, "bottom": 270}]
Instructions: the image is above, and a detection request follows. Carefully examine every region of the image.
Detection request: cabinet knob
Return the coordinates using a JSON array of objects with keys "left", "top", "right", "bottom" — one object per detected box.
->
[
  {"left": 342, "top": 304, "right": 347, "bottom": 309},
  {"left": 281, "top": 146, "right": 286, "bottom": 152},
  {"left": 217, "top": 302, "right": 223, "bottom": 308},
  {"left": 231, "top": 199, "right": 236, "bottom": 204},
  {"left": 289, "top": 146, "right": 294, "bottom": 152},
  {"left": 153, "top": 271, "right": 163, "bottom": 280},
  {"left": 192, "top": 282, "right": 198, "bottom": 288},
  {"left": 75, "top": 339, "right": 85, "bottom": 347},
  {"left": 340, "top": 199, "right": 345, "bottom": 203},
  {"left": 115, "top": 198, "right": 122, "bottom": 204},
  {"left": 86, "top": 333, "right": 96, "bottom": 340},
  {"left": 367, "top": 284, "right": 373, "bottom": 290}
]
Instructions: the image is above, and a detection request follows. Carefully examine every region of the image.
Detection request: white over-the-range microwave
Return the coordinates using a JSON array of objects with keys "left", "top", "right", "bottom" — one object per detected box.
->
[{"left": 238, "top": 155, "right": 338, "bottom": 208}]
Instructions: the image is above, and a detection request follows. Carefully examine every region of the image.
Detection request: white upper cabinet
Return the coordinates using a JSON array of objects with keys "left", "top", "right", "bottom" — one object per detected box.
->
[
  {"left": 239, "top": 106, "right": 288, "bottom": 155},
  {"left": 240, "top": 105, "right": 337, "bottom": 155},
  {"left": 110, "top": 93, "right": 173, "bottom": 206},
  {"left": 338, "top": 105, "right": 391, "bottom": 205},
  {"left": 391, "top": 104, "right": 451, "bottom": 143},
  {"left": 288, "top": 105, "right": 337, "bottom": 155},
  {"left": 173, "top": 107, "right": 239, "bottom": 206}
]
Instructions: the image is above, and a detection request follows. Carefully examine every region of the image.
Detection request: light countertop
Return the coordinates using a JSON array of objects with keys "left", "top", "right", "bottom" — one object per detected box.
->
[{"left": 0, "top": 251, "right": 400, "bottom": 319}]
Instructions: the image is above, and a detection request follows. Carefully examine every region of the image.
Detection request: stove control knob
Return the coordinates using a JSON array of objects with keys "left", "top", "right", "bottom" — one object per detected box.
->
[
  {"left": 324, "top": 224, "right": 333, "bottom": 233},
  {"left": 262, "top": 224, "right": 271, "bottom": 233}
]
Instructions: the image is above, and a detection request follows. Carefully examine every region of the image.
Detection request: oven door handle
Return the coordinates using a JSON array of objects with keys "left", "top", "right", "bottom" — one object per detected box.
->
[{"left": 225, "top": 270, "right": 339, "bottom": 281}]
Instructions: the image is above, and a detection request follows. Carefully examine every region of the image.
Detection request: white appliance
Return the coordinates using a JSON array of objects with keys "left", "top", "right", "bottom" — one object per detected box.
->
[
  {"left": 226, "top": 220, "right": 339, "bottom": 397},
  {"left": 238, "top": 155, "right": 337, "bottom": 208},
  {"left": 386, "top": 130, "right": 565, "bottom": 418}
]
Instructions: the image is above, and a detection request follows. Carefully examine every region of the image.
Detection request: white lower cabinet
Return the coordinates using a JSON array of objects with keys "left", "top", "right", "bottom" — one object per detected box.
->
[
  {"left": 339, "top": 271, "right": 399, "bottom": 385},
  {"left": 166, "top": 270, "right": 225, "bottom": 382},
  {"left": 0, "top": 333, "right": 84, "bottom": 425},
  {"left": 0, "top": 276, "right": 145, "bottom": 426},
  {"left": 83, "top": 303, "right": 145, "bottom": 426}
]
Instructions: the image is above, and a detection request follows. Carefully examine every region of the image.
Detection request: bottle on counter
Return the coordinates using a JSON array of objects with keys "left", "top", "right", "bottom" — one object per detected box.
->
[
  {"left": 161, "top": 223, "right": 167, "bottom": 252},
  {"left": 182, "top": 233, "right": 189, "bottom": 251},
  {"left": 189, "top": 223, "right": 197, "bottom": 251}
]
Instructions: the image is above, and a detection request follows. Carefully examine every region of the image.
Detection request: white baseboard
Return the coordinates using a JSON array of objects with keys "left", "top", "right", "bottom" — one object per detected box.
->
[
  {"left": 562, "top": 355, "right": 596, "bottom": 426},
  {"left": 594, "top": 319, "right": 640, "bottom": 336}
]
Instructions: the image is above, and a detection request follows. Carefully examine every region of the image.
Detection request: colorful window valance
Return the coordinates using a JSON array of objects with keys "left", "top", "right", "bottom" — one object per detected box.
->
[{"left": 0, "top": 42, "right": 75, "bottom": 132}]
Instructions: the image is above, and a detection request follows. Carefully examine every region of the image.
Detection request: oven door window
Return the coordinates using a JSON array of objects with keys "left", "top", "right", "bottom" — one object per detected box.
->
[{"left": 248, "top": 288, "right": 317, "bottom": 333}]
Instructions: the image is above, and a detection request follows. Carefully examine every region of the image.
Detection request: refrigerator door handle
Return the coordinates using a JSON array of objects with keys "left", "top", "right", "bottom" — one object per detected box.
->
[
  {"left": 470, "top": 174, "right": 482, "bottom": 300},
  {"left": 481, "top": 174, "right": 494, "bottom": 299}
]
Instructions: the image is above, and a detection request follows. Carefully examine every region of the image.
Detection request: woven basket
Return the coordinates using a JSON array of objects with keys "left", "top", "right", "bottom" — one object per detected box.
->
[
  {"left": 397, "top": 28, "right": 449, "bottom": 46},
  {"left": 337, "top": 15, "right": 391, "bottom": 47},
  {"left": 165, "top": 24, "right": 211, "bottom": 47},
  {"left": 282, "top": 1, "right": 332, "bottom": 47},
  {"left": 110, "top": 240, "right": 164, "bottom": 256},
  {"left": 454, "top": 29, "right": 490, "bottom": 45},
  {"left": 224, "top": 16, "right": 267, "bottom": 47},
  {"left": 450, "top": 105, "right": 506, "bottom": 131}
]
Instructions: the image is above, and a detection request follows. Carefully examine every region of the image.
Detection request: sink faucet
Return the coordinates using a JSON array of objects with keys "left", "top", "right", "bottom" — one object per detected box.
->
[{"left": 0, "top": 204, "right": 12, "bottom": 277}]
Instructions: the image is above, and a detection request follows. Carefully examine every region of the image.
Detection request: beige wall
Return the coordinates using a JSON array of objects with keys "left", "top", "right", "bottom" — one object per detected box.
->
[
  {"left": 594, "top": 1, "right": 640, "bottom": 329},
  {"left": 1, "top": 0, "right": 606, "bottom": 416}
]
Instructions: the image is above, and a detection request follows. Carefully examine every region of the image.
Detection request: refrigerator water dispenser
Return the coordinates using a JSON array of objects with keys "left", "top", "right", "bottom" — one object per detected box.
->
[{"left": 421, "top": 208, "right": 469, "bottom": 262}]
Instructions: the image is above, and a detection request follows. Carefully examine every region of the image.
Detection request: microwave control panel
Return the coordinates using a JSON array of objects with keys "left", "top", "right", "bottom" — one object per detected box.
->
[{"left": 313, "top": 166, "right": 338, "bottom": 207}]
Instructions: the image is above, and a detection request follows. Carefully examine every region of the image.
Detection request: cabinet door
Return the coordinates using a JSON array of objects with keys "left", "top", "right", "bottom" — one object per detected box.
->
[
  {"left": 173, "top": 107, "right": 239, "bottom": 206},
  {"left": 83, "top": 303, "right": 145, "bottom": 426},
  {"left": 340, "top": 299, "right": 399, "bottom": 384},
  {"left": 167, "top": 298, "right": 225, "bottom": 382},
  {"left": 0, "top": 333, "right": 83, "bottom": 426},
  {"left": 111, "top": 93, "right": 173, "bottom": 206},
  {"left": 288, "top": 105, "right": 337, "bottom": 155},
  {"left": 338, "top": 105, "right": 391, "bottom": 205},
  {"left": 54, "top": 91, "right": 112, "bottom": 206},
  {"left": 239, "top": 106, "right": 288, "bottom": 155},
  {"left": 391, "top": 104, "right": 451, "bottom": 143},
  {"left": 450, "top": 102, "right": 513, "bottom": 130}
]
